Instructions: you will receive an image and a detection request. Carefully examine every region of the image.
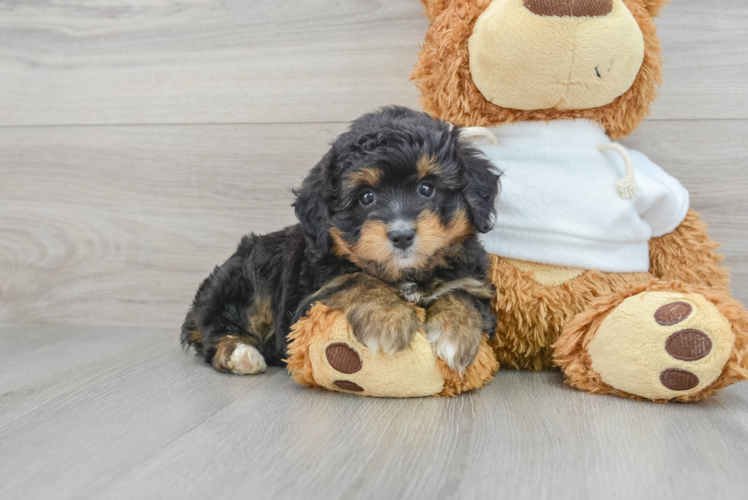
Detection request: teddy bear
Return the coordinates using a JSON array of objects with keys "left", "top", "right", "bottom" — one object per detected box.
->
[
  {"left": 286, "top": 303, "right": 498, "bottom": 397},
  {"left": 287, "top": 0, "right": 748, "bottom": 402},
  {"left": 409, "top": 0, "right": 748, "bottom": 402}
]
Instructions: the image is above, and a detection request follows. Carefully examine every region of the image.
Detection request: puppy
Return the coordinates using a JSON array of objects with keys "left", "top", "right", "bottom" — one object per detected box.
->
[{"left": 181, "top": 106, "right": 501, "bottom": 375}]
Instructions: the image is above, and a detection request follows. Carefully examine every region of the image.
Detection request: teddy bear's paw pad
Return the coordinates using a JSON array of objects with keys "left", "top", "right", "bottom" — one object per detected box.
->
[
  {"left": 664, "top": 329, "right": 712, "bottom": 361},
  {"left": 333, "top": 380, "right": 365, "bottom": 392},
  {"left": 325, "top": 343, "right": 363, "bottom": 374},
  {"left": 587, "top": 292, "right": 734, "bottom": 400},
  {"left": 325, "top": 343, "right": 367, "bottom": 393},
  {"left": 659, "top": 368, "right": 700, "bottom": 391},
  {"left": 654, "top": 301, "right": 693, "bottom": 326},
  {"left": 227, "top": 343, "right": 267, "bottom": 375}
]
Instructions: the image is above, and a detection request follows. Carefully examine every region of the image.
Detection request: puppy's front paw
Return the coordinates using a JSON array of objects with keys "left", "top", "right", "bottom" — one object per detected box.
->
[
  {"left": 426, "top": 321, "right": 482, "bottom": 373},
  {"left": 348, "top": 300, "right": 420, "bottom": 354},
  {"left": 424, "top": 295, "right": 484, "bottom": 372}
]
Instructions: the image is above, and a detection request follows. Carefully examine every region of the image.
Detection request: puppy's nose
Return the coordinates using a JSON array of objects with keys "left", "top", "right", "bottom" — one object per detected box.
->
[
  {"left": 389, "top": 229, "right": 416, "bottom": 250},
  {"left": 523, "top": 0, "right": 613, "bottom": 17}
]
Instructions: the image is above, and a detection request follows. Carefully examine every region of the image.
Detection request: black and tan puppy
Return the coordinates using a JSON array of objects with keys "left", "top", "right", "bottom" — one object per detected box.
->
[{"left": 181, "top": 106, "right": 501, "bottom": 375}]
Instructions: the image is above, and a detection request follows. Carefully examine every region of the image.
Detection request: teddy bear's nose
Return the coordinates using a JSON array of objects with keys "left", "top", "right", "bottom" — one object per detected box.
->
[{"left": 524, "top": 0, "right": 613, "bottom": 17}]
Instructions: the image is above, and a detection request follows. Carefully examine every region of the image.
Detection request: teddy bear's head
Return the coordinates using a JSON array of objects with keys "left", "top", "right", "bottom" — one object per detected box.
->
[{"left": 413, "top": 0, "right": 669, "bottom": 138}]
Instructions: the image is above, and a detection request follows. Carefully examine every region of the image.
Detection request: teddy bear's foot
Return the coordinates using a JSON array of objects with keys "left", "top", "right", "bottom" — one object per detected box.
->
[
  {"left": 586, "top": 291, "right": 733, "bottom": 400},
  {"left": 286, "top": 303, "right": 498, "bottom": 397},
  {"left": 554, "top": 281, "right": 748, "bottom": 402}
]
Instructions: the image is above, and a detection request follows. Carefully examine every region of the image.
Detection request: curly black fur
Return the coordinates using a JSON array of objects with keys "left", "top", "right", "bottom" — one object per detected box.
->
[{"left": 181, "top": 106, "right": 501, "bottom": 369}]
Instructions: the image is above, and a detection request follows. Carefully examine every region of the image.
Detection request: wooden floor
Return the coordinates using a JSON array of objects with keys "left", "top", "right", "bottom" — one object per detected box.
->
[
  {"left": 1, "top": 323, "right": 748, "bottom": 500},
  {"left": 1, "top": 1, "right": 748, "bottom": 499}
]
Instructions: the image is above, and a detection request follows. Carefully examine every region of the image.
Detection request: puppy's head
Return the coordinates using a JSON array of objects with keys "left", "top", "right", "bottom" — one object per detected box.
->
[{"left": 294, "top": 106, "right": 500, "bottom": 282}]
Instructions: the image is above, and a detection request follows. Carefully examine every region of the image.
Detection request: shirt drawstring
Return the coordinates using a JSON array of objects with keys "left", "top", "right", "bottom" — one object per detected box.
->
[
  {"left": 597, "top": 143, "right": 640, "bottom": 199},
  {"left": 459, "top": 126, "right": 499, "bottom": 145}
]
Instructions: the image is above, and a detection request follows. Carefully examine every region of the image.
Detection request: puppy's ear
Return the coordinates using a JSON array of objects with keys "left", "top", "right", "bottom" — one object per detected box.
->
[
  {"left": 458, "top": 144, "right": 500, "bottom": 233},
  {"left": 293, "top": 150, "right": 334, "bottom": 259}
]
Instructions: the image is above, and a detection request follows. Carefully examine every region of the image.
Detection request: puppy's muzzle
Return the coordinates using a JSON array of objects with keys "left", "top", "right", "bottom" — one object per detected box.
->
[{"left": 388, "top": 228, "right": 415, "bottom": 250}]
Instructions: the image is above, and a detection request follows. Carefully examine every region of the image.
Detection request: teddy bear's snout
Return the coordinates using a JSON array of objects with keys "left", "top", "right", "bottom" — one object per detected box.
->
[{"left": 523, "top": 0, "right": 613, "bottom": 18}]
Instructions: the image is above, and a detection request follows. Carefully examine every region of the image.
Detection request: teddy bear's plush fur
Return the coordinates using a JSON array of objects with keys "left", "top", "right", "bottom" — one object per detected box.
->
[
  {"left": 285, "top": 0, "right": 748, "bottom": 401},
  {"left": 410, "top": 0, "right": 748, "bottom": 402},
  {"left": 286, "top": 303, "right": 498, "bottom": 397},
  {"left": 413, "top": 0, "right": 664, "bottom": 139}
]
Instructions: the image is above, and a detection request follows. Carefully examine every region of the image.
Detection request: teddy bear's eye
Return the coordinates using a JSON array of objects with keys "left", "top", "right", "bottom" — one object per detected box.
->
[
  {"left": 418, "top": 182, "right": 435, "bottom": 198},
  {"left": 359, "top": 189, "right": 376, "bottom": 206}
]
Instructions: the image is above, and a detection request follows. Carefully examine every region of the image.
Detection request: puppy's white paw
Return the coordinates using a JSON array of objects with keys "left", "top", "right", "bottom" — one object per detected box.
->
[
  {"left": 435, "top": 339, "right": 459, "bottom": 371},
  {"left": 425, "top": 321, "right": 481, "bottom": 374},
  {"left": 227, "top": 343, "right": 266, "bottom": 375},
  {"left": 363, "top": 338, "right": 382, "bottom": 354}
]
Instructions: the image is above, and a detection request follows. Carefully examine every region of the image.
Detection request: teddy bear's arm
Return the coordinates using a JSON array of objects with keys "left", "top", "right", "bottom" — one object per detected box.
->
[{"left": 649, "top": 208, "right": 731, "bottom": 293}]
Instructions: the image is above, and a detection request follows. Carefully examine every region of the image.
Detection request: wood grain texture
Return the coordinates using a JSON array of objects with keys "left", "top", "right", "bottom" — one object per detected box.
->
[
  {"left": 653, "top": 0, "right": 748, "bottom": 120},
  {"left": 0, "top": 0, "right": 427, "bottom": 126},
  {"left": 1, "top": 323, "right": 747, "bottom": 500},
  {"left": 2, "top": 120, "right": 747, "bottom": 328},
  {"left": 0, "top": 0, "right": 746, "bottom": 126},
  {"left": 1, "top": 2, "right": 747, "bottom": 499},
  {"left": 0, "top": 121, "right": 344, "bottom": 327}
]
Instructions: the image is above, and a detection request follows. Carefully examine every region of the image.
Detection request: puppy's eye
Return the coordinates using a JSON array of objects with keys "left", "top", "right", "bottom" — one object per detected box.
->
[
  {"left": 418, "top": 182, "right": 435, "bottom": 199},
  {"left": 359, "top": 189, "right": 376, "bottom": 206}
]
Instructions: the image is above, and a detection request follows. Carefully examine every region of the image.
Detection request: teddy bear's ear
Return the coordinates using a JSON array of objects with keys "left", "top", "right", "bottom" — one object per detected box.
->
[
  {"left": 420, "top": 0, "right": 452, "bottom": 22},
  {"left": 640, "top": 0, "right": 670, "bottom": 17}
]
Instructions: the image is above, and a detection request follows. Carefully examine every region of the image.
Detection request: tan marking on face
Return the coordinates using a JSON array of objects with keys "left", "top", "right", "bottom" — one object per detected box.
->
[
  {"left": 331, "top": 221, "right": 390, "bottom": 262},
  {"left": 331, "top": 223, "right": 400, "bottom": 281},
  {"left": 330, "top": 209, "right": 473, "bottom": 282},
  {"left": 414, "top": 209, "right": 472, "bottom": 259},
  {"left": 417, "top": 155, "right": 441, "bottom": 179},
  {"left": 346, "top": 167, "right": 382, "bottom": 188}
]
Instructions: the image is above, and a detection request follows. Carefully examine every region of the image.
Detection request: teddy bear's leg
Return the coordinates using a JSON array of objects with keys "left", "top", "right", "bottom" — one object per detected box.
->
[
  {"left": 554, "top": 281, "right": 748, "bottom": 402},
  {"left": 286, "top": 303, "right": 499, "bottom": 397}
]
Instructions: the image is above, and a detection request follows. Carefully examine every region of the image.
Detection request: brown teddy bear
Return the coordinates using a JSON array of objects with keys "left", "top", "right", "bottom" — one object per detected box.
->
[
  {"left": 287, "top": 303, "right": 498, "bottom": 397},
  {"left": 411, "top": 0, "right": 748, "bottom": 401},
  {"left": 287, "top": 0, "right": 748, "bottom": 401}
]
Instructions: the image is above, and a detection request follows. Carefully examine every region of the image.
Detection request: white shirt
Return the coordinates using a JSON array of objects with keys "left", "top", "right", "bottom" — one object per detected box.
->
[{"left": 471, "top": 119, "right": 690, "bottom": 273}]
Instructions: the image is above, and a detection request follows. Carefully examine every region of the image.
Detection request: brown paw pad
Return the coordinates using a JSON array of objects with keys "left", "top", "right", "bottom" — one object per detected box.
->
[
  {"left": 326, "top": 343, "right": 362, "bottom": 374},
  {"left": 660, "top": 368, "right": 699, "bottom": 391},
  {"left": 334, "top": 380, "right": 364, "bottom": 392},
  {"left": 665, "top": 329, "right": 712, "bottom": 361},
  {"left": 654, "top": 301, "right": 693, "bottom": 326}
]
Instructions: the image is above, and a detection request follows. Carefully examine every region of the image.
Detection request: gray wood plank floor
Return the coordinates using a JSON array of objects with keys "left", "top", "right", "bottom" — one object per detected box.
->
[
  {"left": 2, "top": 0, "right": 748, "bottom": 498},
  {"left": 1, "top": 323, "right": 748, "bottom": 500}
]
